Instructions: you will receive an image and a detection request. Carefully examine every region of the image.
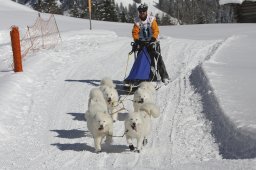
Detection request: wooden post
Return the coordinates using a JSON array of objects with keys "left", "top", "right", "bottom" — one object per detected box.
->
[
  {"left": 88, "top": 0, "right": 92, "bottom": 30},
  {"left": 10, "top": 26, "right": 23, "bottom": 72}
]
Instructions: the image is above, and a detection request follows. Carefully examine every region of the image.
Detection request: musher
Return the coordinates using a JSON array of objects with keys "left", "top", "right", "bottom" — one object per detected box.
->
[{"left": 132, "top": 3, "right": 170, "bottom": 85}]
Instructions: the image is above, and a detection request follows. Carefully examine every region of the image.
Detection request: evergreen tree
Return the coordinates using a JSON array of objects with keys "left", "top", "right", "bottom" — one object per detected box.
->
[
  {"left": 96, "top": 0, "right": 118, "bottom": 22},
  {"left": 69, "top": 0, "right": 85, "bottom": 18},
  {"left": 40, "top": 0, "right": 62, "bottom": 14},
  {"left": 106, "top": 0, "right": 118, "bottom": 21},
  {"left": 32, "top": 0, "right": 43, "bottom": 12},
  {"left": 118, "top": 3, "right": 128, "bottom": 23},
  {"left": 95, "top": 1, "right": 104, "bottom": 20},
  {"left": 161, "top": 13, "right": 171, "bottom": 25},
  {"left": 127, "top": 3, "right": 137, "bottom": 23},
  {"left": 120, "top": 11, "right": 128, "bottom": 22},
  {"left": 91, "top": 0, "right": 99, "bottom": 20}
]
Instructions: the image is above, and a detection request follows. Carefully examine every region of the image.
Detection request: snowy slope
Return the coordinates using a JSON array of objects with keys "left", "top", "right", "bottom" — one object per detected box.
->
[
  {"left": 1, "top": 0, "right": 256, "bottom": 169},
  {"left": 0, "top": 0, "right": 34, "bottom": 11}
]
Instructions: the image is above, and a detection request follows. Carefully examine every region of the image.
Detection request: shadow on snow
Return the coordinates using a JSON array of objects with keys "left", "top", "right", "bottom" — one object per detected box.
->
[
  {"left": 67, "top": 112, "right": 86, "bottom": 121},
  {"left": 51, "top": 143, "right": 128, "bottom": 153},
  {"left": 50, "top": 129, "right": 90, "bottom": 139},
  {"left": 65, "top": 79, "right": 128, "bottom": 95}
]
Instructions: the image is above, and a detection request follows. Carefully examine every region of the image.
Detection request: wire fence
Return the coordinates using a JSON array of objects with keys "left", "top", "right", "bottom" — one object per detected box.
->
[
  {"left": 21, "top": 13, "right": 61, "bottom": 59},
  {"left": 0, "top": 13, "right": 61, "bottom": 72}
]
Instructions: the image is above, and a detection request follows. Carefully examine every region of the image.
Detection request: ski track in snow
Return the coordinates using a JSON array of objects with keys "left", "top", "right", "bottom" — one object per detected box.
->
[{"left": 1, "top": 30, "right": 226, "bottom": 169}]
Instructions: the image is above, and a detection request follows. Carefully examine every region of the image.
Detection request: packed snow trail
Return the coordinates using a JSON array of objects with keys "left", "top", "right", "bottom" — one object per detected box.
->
[{"left": 1, "top": 30, "right": 224, "bottom": 169}]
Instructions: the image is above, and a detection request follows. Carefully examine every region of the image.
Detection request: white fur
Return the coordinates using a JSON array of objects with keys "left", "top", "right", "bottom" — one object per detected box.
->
[
  {"left": 139, "top": 82, "right": 156, "bottom": 95},
  {"left": 124, "top": 103, "right": 160, "bottom": 152},
  {"left": 85, "top": 111, "right": 113, "bottom": 153},
  {"left": 87, "top": 88, "right": 108, "bottom": 116},
  {"left": 133, "top": 88, "right": 154, "bottom": 112},
  {"left": 139, "top": 102, "right": 160, "bottom": 118},
  {"left": 100, "top": 77, "right": 116, "bottom": 88},
  {"left": 100, "top": 85, "right": 119, "bottom": 122}
]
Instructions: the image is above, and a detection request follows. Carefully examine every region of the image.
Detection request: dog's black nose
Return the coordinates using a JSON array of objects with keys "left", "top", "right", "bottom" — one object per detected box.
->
[
  {"left": 131, "top": 123, "right": 136, "bottom": 131},
  {"left": 107, "top": 98, "right": 111, "bottom": 102},
  {"left": 138, "top": 98, "right": 144, "bottom": 103},
  {"left": 98, "top": 125, "right": 104, "bottom": 130}
]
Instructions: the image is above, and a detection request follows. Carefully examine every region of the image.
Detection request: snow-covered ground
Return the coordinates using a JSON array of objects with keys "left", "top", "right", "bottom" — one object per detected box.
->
[{"left": 1, "top": 0, "right": 256, "bottom": 169}]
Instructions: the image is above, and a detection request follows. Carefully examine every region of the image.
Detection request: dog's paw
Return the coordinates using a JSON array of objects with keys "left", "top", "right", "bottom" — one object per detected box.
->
[
  {"left": 129, "top": 145, "right": 135, "bottom": 151},
  {"left": 143, "top": 138, "right": 148, "bottom": 146},
  {"left": 95, "top": 150, "right": 102, "bottom": 153}
]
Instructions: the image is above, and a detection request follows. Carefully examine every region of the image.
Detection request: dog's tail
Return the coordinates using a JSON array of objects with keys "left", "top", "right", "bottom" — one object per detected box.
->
[{"left": 139, "top": 103, "right": 160, "bottom": 118}]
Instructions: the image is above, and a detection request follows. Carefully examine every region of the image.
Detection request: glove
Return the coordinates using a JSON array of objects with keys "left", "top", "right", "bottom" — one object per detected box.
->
[
  {"left": 132, "top": 43, "right": 138, "bottom": 52},
  {"left": 150, "top": 37, "right": 156, "bottom": 43},
  {"left": 132, "top": 40, "right": 141, "bottom": 51},
  {"left": 135, "top": 39, "right": 141, "bottom": 45}
]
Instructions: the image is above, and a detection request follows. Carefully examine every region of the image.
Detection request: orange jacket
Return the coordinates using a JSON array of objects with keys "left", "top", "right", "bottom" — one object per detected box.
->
[{"left": 132, "top": 16, "right": 159, "bottom": 41}]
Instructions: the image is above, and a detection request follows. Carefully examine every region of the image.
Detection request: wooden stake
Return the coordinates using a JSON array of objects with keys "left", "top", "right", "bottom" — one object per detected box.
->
[{"left": 10, "top": 26, "right": 23, "bottom": 72}]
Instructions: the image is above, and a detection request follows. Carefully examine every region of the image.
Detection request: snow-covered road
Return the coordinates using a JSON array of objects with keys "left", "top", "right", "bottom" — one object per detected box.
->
[{"left": 0, "top": 30, "right": 227, "bottom": 169}]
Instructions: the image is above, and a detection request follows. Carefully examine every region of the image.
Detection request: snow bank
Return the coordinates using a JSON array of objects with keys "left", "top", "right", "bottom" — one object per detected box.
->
[
  {"left": 188, "top": 33, "right": 256, "bottom": 159},
  {"left": 190, "top": 65, "right": 256, "bottom": 159}
]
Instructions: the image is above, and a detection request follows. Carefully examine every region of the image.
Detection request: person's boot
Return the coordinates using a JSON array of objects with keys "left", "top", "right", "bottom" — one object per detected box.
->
[{"left": 163, "top": 78, "right": 170, "bottom": 85}]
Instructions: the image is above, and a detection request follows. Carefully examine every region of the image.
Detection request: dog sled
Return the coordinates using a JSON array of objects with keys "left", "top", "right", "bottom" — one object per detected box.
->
[{"left": 123, "top": 41, "right": 161, "bottom": 93}]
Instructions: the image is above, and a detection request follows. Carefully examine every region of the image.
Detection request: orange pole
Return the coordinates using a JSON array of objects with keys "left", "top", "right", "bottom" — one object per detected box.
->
[
  {"left": 10, "top": 26, "right": 23, "bottom": 72},
  {"left": 88, "top": 0, "right": 92, "bottom": 30}
]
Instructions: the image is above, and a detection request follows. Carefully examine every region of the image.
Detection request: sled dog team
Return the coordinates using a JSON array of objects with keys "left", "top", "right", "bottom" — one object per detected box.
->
[{"left": 84, "top": 77, "right": 160, "bottom": 153}]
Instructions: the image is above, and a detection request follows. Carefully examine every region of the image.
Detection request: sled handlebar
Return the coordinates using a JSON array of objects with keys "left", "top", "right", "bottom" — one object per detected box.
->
[{"left": 129, "top": 41, "right": 159, "bottom": 55}]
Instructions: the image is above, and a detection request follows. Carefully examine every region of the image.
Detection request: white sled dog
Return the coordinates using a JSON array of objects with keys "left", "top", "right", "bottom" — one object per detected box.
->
[
  {"left": 100, "top": 77, "right": 116, "bottom": 88},
  {"left": 100, "top": 83, "right": 119, "bottom": 122},
  {"left": 133, "top": 86, "right": 155, "bottom": 112},
  {"left": 85, "top": 110, "right": 113, "bottom": 153},
  {"left": 85, "top": 87, "right": 113, "bottom": 153},
  {"left": 124, "top": 103, "right": 160, "bottom": 152}
]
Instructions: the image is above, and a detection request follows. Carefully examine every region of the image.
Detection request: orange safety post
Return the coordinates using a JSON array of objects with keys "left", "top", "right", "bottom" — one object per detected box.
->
[{"left": 10, "top": 26, "right": 23, "bottom": 72}]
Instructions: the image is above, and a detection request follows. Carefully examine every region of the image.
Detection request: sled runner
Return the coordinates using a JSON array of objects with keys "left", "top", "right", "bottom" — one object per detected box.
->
[{"left": 123, "top": 41, "right": 161, "bottom": 93}]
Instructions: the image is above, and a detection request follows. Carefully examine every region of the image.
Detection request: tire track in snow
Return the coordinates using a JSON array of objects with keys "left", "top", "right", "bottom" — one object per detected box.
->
[{"left": 150, "top": 37, "right": 225, "bottom": 166}]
